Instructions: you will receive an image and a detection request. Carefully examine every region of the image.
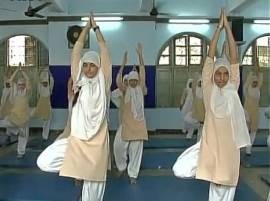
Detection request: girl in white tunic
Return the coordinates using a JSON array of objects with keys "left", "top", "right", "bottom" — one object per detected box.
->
[
  {"left": 115, "top": 43, "right": 148, "bottom": 184},
  {"left": 243, "top": 66, "right": 263, "bottom": 155},
  {"left": 0, "top": 68, "right": 31, "bottom": 158},
  {"left": 37, "top": 14, "right": 111, "bottom": 201},
  {"left": 180, "top": 78, "right": 195, "bottom": 137},
  {"left": 184, "top": 77, "right": 205, "bottom": 141},
  {"left": 112, "top": 51, "right": 130, "bottom": 176},
  {"left": 32, "top": 70, "right": 54, "bottom": 141},
  {"left": 173, "top": 10, "right": 251, "bottom": 201}
]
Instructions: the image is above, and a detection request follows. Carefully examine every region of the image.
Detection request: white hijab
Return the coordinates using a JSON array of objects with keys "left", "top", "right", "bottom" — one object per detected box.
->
[
  {"left": 71, "top": 51, "right": 107, "bottom": 140},
  {"left": 125, "top": 70, "right": 144, "bottom": 121},
  {"left": 38, "top": 71, "right": 51, "bottom": 97},
  {"left": 247, "top": 76, "right": 260, "bottom": 100},
  {"left": 195, "top": 78, "right": 203, "bottom": 99},
  {"left": 111, "top": 74, "right": 129, "bottom": 108},
  {"left": 15, "top": 77, "right": 27, "bottom": 97},
  {"left": 210, "top": 58, "right": 250, "bottom": 148}
]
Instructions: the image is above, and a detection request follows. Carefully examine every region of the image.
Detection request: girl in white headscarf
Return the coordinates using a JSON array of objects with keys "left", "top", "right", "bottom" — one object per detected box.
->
[
  {"left": 243, "top": 66, "right": 263, "bottom": 155},
  {"left": 179, "top": 78, "right": 194, "bottom": 135},
  {"left": 32, "top": 69, "right": 54, "bottom": 141},
  {"left": 111, "top": 51, "right": 131, "bottom": 176},
  {"left": 173, "top": 10, "right": 251, "bottom": 201},
  {"left": 115, "top": 43, "right": 148, "bottom": 184},
  {"left": 37, "top": 14, "right": 111, "bottom": 201},
  {"left": 0, "top": 67, "right": 31, "bottom": 158},
  {"left": 183, "top": 76, "right": 205, "bottom": 141}
]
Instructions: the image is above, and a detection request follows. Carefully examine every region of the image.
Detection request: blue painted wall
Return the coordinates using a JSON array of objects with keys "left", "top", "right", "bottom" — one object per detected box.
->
[{"left": 49, "top": 65, "right": 156, "bottom": 108}]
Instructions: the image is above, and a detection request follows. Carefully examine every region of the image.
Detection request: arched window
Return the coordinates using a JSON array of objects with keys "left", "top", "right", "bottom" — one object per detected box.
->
[
  {"left": 0, "top": 35, "right": 49, "bottom": 106},
  {"left": 242, "top": 34, "right": 270, "bottom": 67},
  {"left": 242, "top": 34, "right": 270, "bottom": 106},
  {"left": 156, "top": 33, "right": 209, "bottom": 107}
]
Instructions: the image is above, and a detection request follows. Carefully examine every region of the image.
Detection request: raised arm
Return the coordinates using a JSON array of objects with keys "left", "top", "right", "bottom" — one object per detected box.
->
[
  {"left": 208, "top": 10, "right": 223, "bottom": 59},
  {"left": 9, "top": 69, "right": 19, "bottom": 84},
  {"left": 223, "top": 12, "right": 238, "bottom": 64},
  {"left": 255, "top": 58, "right": 263, "bottom": 88},
  {"left": 136, "top": 43, "right": 146, "bottom": 92},
  {"left": 180, "top": 89, "right": 187, "bottom": 108},
  {"left": 116, "top": 51, "right": 128, "bottom": 92},
  {"left": 49, "top": 71, "right": 54, "bottom": 93},
  {"left": 223, "top": 11, "right": 239, "bottom": 88},
  {"left": 71, "top": 18, "right": 91, "bottom": 82},
  {"left": 21, "top": 70, "right": 31, "bottom": 91},
  {"left": 202, "top": 10, "right": 223, "bottom": 87},
  {"left": 67, "top": 77, "right": 74, "bottom": 101},
  {"left": 90, "top": 14, "right": 112, "bottom": 87}
]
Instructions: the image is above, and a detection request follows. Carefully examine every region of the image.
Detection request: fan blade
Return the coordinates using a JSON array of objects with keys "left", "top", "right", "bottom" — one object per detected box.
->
[
  {"left": 33, "top": 13, "right": 44, "bottom": 18},
  {"left": 31, "top": 2, "right": 51, "bottom": 13}
]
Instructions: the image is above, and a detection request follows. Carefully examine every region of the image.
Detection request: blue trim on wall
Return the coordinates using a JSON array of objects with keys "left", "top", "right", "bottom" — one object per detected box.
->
[
  {"left": 49, "top": 65, "right": 71, "bottom": 108},
  {"left": 49, "top": 65, "right": 156, "bottom": 108}
]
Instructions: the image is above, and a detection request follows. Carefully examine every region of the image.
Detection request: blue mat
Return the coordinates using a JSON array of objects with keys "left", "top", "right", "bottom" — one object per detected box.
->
[
  {"left": 253, "top": 135, "right": 268, "bottom": 147},
  {"left": 241, "top": 151, "right": 270, "bottom": 167},
  {"left": 105, "top": 177, "right": 262, "bottom": 201},
  {"left": 0, "top": 172, "right": 262, "bottom": 201},
  {"left": 0, "top": 172, "right": 80, "bottom": 201},
  {"left": 261, "top": 174, "right": 270, "bottom": 185},
  {"left": 144, "top": 138, "right": 196, "bottom": 149},
  {"left": 141, "top": 151, "right": 181, "bottom": 169},
  {"left": 0, "top": 151, "right": 39, "bottom": 168}
]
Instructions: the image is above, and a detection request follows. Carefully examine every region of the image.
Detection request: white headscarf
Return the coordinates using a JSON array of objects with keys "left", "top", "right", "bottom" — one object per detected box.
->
[
  {"left": 195, "top": 78, "right": 203, "bottom": 99},
  {"left": 38, "top": 71, "right": 51, "bottom": 97},
  {"left": 15, "top": 77, "right": 27, "bottom": 97},
  {"left": 71, "top": 51, "right": 107, "bottom": 140},
  {"left": 210, "top": 57, "right": 250, "bottom": 148},
  {"left": 125, "top": 70, "right": 144, "bottom": 121},
  {"left": 186, "top": 79, "right": 193, "bottom": 89},
  {"left": 123, "top": 74, "right": 129, "bottom": 83},
  {"left": 247, "top": 76, "right": 260, "bottom": 100}
]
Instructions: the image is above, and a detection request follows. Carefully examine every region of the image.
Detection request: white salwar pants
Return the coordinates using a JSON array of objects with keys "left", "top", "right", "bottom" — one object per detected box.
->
[
  {"left": 113, "top": 125, "right": 143, "bottom": 178},
  {"left": 37, "top": 138, "right": 105, "bottom": 201},
  {"left": 42, "top": 117, "right": 51, "bottom": 140},
  {"left": 245, "top": 131, "right": 257, "bottom": 154},
  {"left": 173, "top": 142, "right": 236, "bottom": 201},
  {"left": 184, "top": 112, "right": 201, "bottom": 141},
  {"left": 0, "top": 119, "right": 29, "bottom": 155}
]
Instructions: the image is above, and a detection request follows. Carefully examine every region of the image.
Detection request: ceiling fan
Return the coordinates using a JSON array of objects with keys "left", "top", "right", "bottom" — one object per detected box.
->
[
  {"left": 24, "top": 0, "right": 51, "bottom": 18},
  {"left": 149, "top": 0, "right": 176, "bottom": 17}
]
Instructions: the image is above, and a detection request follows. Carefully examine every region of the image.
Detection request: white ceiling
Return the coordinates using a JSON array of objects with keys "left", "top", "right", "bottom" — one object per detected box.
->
[{"left": 0, "top": 0, "right": 269, "bottom": 20}]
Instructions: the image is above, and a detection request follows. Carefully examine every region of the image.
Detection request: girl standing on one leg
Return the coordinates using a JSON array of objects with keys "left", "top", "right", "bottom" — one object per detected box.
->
[
  {"left": 32, "top": 70, "right": 54, "bottom": 141},
  {"left": 243, "top": 63, "right": 263, "bottom": 155},
  {"left": 114, "top": 43, "right": 148, "bottom": 184},
  {"left": 179, "top": 78, "right": 194, "bottom": 137},
  {"left": 0, "top": 66, "right": 31, "bottom": 158},
  {"left": 37, "top": 13, "right": 111, "bottom": 201},
  {"left": 173, "top": 9, "right": 251, "bottom": 201},
  {"left": 111, "top": 51, "right": 130, "bottom": 175}
]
